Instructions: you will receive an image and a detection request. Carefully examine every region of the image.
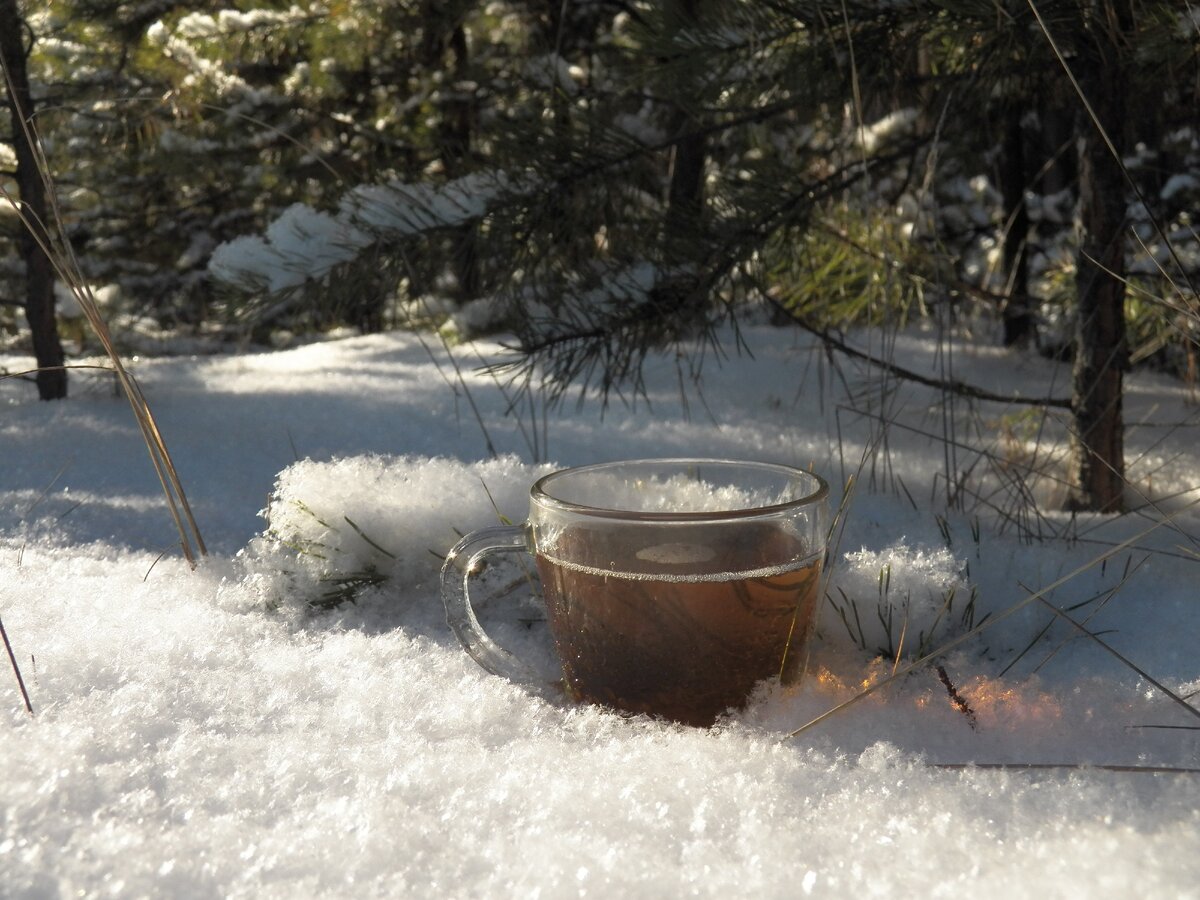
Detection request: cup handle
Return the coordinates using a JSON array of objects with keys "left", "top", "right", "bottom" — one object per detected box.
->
[{"left": 440, "top": 524, "right": 545, "bottom": 686}]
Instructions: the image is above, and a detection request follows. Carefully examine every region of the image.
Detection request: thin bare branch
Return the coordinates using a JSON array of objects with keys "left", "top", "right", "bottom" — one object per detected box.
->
[{"left": 779, "top": 305, "right": 1071, "bottom": 409}]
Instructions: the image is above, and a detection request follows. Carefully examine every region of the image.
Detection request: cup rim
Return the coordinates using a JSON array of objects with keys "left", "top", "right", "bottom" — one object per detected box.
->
[{"left": 530, "top": 457, "right": 829, "bottom": 522}]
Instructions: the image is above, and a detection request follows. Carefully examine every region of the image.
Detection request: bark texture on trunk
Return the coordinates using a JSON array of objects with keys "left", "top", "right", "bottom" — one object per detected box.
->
[
  {"left": 1068, "top": 1, "right": 1131, "bottom": 512},
  {"left": 656, "top": 0, "right": 708, "bottom": 334},
  {"left": 443, "top": 24, "right": 479, "bottom": 302},
  {"left": 663, "top": 0, "right": 705, "bottom": 261},
  {"left": 999, "top": 101, "right": 1035, "bottom": 347},
  {"left": 0, "top": 0, "right": 67, "bottom": 399},
  {"left": 665, "top": 124, "right": 705, "bottom": 251}
]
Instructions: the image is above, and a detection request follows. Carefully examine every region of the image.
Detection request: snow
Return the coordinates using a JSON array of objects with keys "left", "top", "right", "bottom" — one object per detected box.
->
[
  {"left": 856, "top": 108, "right": 919, "bottom": 155},
  {"left": 173, "top": 8, "right": 310, "bottom": 39},
  {"left": 2, "top": 323, "right": 1199, "bottom": 897},
  {"left": 209, "top": 172, "right": 524, "bottom": 293},
  {"left": 209, "top": 204, "right": 372, "bottom": 293},
  {"left": 1161, "top": 173, "right": 1198, "bottom": 203}
]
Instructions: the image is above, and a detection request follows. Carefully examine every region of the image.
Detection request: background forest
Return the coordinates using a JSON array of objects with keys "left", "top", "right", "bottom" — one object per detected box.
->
[
  {"left": 2, "top": 0, "right": 1199, "bottom": 514},
  {"left": 3, "top": 5, "right": 1200, "bottom": 894}
]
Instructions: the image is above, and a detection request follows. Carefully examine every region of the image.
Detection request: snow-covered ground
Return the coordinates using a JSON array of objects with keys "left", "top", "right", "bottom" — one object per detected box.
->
[{"left": 2, "top": 323, "right": 1198, "bottom": 897}]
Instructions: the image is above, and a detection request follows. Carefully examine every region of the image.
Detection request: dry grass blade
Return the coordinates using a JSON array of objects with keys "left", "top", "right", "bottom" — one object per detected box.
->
[
  {"left": 21, "top": 457, "right": 71, "bottom": 519},
  {"left": 839, "top": 404, "right": 1071, "bottom": 543},
  {"left": 780, "top": 469, "right": 859, "bottom": 683},
  {"left": 0, "top": 613, "right": 33, "bottom": 715},
  {"left": 1, "top": 363, "right": 117, "bottom": 381},
  {"left": 1029, "top": 555, "right": 1146, "bottom": 674},
  {"left": 1038, "top": 406, "right": 1200, "bottom": 559},
  {"left": 399, "top": 292, "right": 499, "bottom": 459},
  {"left": 1029, "top": 593, "right": 1200, "bottom": 724},
  {"left": 785, "top": 496, "right": 1200, "bottom": 741},
  {"left": 1124, "top": 724, "right": 1200, "bottom": 732},
  {"left": 933, "top": 762, "right": 1200, "bottom": 775},
  {"left": 0, "top": 57, "right": 206, "bottom": 565}
]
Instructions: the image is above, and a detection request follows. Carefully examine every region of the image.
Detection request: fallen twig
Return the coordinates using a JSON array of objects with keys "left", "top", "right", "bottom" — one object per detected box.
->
[{"left": 936, "top": 664, "right": 978, "bottom": 730}]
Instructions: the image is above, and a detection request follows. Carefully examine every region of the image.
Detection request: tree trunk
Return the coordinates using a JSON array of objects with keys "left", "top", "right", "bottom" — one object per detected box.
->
[
  {"left": 645, "top": 0, "right": 708, "bottom": 336},
  {"left": 665, "top": 120, "right": 705, "bottom": 252},
  {"left": 0, "top": 0, "right": 67, "bottom": 399},
  {"left": 1034, "top": 83, "right": 1076, "bottom": 198},
  {"left": 439, "top": 22, "right": 479, "bottom": 303},
  {"left": 662, "top": 0, "right": 705, "bottom": 262},
  {"left": 1068, "top": 1, "right": 1130, "bottom": 512},
  {"left": 416, "top": 6, "right": 479, "bottom": 305},
  {"left": 999, "top": 100, "right": 1035, "bottom": 347}
]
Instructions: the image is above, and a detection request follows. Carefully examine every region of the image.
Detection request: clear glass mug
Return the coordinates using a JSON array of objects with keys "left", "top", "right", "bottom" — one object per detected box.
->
[{"left": 440, "top": 458, "right": 829, "bottom": 726}]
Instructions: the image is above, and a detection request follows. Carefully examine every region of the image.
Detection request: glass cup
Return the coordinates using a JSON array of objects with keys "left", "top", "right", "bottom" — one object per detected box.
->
[{"left": 440, "top": 458, "right": 829, "bottom": 726}]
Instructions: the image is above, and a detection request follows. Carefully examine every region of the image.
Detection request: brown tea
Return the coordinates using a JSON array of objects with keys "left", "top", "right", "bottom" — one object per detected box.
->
[{"left": 534, "top": 523, "right": 822, "bottom": 726}]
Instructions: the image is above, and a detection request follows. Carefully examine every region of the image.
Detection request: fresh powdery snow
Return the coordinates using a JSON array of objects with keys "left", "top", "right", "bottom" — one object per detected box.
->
[{"left": 2, "top": 323, "right": 1199, "bottom": 898}]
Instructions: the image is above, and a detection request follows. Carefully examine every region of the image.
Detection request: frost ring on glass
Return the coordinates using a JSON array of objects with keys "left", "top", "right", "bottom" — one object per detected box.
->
[{"left": 440, "top": 458, "right": 830, "bottom": 727}]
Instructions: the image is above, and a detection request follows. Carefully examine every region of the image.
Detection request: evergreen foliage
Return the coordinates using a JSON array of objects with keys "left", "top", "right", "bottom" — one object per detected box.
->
[{"left": 2, "top": 0, "right": 1199, "bottom": 506}]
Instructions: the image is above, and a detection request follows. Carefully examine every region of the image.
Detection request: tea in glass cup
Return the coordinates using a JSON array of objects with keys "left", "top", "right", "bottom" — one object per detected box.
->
[{"left": 441, "top": 459, "right": 828, "bottom": 726}]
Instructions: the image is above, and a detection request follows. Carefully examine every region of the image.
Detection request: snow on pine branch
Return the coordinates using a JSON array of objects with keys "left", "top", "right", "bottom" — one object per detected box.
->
[
  {"left": 209, "top": 171, "right": 524, "bottom": 294},
  {"left": 209, "top": 204, "right": 372, "bottom": 293},
  {"left": 339, "top": 171, "right": 521, "bottom": 234}
]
